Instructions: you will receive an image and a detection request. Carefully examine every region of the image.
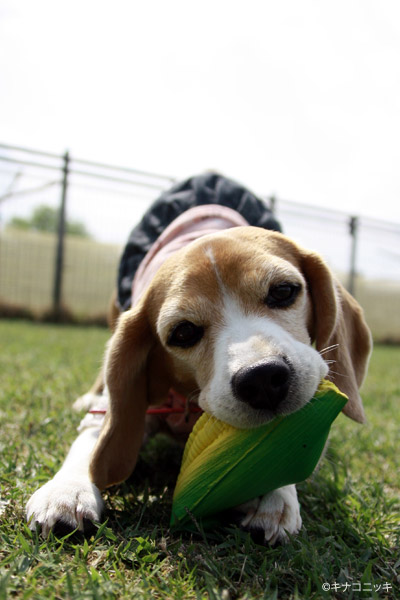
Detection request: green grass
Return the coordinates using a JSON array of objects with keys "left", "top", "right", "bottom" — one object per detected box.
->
[{"left": 0, "top": 321, "right": 399, "bottom": 599}]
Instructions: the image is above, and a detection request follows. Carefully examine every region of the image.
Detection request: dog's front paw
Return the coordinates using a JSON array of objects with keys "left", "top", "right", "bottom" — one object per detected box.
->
[
  {"left": 239, "top": 485, "right": 302, "bottom": 545},
  {"left": 73, "top": 392, "right": 102, "bottom": 412},
  {"left": 26, "top": 476, "right": 104, "bottom": 537}
]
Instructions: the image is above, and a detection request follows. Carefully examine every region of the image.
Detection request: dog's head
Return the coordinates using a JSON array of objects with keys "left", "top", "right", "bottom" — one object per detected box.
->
[{"left": 90, "top": 227, "right": 372, "bottom": 488}]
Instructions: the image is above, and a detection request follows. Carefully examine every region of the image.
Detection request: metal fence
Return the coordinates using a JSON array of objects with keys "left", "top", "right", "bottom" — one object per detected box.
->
[
  {"left": 1, "top": 143, "right": 399, "bottom": 340},
  {"left": 0, "top": 143, "right": 175, "bottom": 320}
]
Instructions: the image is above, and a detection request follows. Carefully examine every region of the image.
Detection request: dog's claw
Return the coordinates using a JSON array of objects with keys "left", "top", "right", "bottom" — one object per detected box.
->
[
  {"left": 26, "top": 477, "right": 104, "bottom": 537},
  {"left": 238, "top": 485, "right": 302, "bottom": 545}
]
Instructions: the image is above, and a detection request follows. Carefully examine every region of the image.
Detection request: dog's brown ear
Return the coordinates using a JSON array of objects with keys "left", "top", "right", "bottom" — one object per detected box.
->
[
  {"left": 89, "top": 304, "right": 153, "bottom": 489},
  {"left": 301, "top": 251, "right": 372, "bottom": 423}
]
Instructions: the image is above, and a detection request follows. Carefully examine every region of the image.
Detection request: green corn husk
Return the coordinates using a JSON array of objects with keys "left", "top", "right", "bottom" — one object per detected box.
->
[{"left": 170, "top": 379, "right": 347, "bottom": 529}]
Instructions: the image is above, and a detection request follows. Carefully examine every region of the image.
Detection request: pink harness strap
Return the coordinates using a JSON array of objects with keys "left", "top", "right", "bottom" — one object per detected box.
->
[{"left": 131, "top": 204, "right": 248, "bottom": 305}]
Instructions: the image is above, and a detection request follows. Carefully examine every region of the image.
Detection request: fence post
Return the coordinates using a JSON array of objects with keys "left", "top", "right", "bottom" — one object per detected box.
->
[
  {"left": 269, "top": 195, "right": 277, "bottom": 214},
  {"left": 348, "top": 216, "right": 358, "bottom": 296},
  {"left": 53, "top": 150, "right": 69, "bottom": 317}
]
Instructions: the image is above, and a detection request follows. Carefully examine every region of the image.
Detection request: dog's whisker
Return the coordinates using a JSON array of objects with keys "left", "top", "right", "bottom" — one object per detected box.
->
[
  {"left": 319, "top": 344, "right": 339, "bottom": 356},
  {"left": 328, "top": 368, "right": 349, "bottom": 379},
  {"left": 187, "top": 389, "right": 201, "bottom": 404}
]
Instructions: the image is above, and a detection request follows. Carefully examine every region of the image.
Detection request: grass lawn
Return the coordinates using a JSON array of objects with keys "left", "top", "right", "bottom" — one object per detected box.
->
[{"left": 0, "top": 320, "right": 399, "bottom": 599}]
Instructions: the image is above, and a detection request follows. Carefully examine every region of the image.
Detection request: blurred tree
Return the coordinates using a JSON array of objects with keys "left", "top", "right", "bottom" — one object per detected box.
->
[{"left": 8, "top": 205, "right": 91, "bottom": 238}]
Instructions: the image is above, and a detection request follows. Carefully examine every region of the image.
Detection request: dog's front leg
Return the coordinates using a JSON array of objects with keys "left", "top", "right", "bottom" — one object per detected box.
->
[
  {"left": 237, "top": 484, "right": 302, "bottom": 545},
  {"left": 26, "top": 420, "right": 104, "bottom": 537}
]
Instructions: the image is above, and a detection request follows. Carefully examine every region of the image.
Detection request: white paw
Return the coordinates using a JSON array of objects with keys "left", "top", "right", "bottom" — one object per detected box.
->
[
  {"left": 73, "top": 393, "right": 102, "bottom": 412},
  {"left": 26, "top": 476, "right": 104, "bottom": 536},
  {"left": 239, "top": 485, "right": 302, "bottom": 545}
]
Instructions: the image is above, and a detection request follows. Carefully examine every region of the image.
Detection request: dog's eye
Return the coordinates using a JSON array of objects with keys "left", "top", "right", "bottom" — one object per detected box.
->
[
  {"left": 265, "top": 283, "right": 301, "bottom": 308},
  {"left": 167, "top": 321, "right": 204, "bottom": 348}
]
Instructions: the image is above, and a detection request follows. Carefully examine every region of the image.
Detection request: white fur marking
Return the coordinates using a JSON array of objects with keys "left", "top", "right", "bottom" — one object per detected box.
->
[{"left": 199, "top": 295, "right": 328, "bottom": 428}]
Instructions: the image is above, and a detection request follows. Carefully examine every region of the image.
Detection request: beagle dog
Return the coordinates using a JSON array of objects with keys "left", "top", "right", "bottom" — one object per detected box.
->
[{"left": 26, "top": 199, "right": 371, "bottom": 544}]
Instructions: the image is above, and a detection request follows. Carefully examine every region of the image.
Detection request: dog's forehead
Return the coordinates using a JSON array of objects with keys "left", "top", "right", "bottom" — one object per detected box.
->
[
  {"left": 188, "top": 227, "right": 302, "bottom": 279},
  {"left": 153, "top": 227, "right": 303, "bottom": 306}
]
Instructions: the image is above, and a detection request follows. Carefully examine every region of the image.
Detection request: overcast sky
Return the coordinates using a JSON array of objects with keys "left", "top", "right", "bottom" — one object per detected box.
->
[{"left": 1, "top": 0, "right": 400, "bottom": 225}]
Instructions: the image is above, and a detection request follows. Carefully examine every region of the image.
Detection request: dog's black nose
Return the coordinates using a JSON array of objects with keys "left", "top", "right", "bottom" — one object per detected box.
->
[{"left": 231, "top": 358, "right": 291, "bottom": 411}]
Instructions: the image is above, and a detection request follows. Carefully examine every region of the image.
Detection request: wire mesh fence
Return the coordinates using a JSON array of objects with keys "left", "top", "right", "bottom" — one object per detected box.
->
[{"left": 1, "top": 143, "right": 399, "bottom": 340}]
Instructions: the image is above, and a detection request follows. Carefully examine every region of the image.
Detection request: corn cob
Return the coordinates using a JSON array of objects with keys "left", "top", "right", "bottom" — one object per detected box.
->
[{"left": 170, "top": 379, "right": 347, "bottom": 528}]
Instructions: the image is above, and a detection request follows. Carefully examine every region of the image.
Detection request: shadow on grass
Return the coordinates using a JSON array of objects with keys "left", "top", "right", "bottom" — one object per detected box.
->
[{"left": 35, "top": 435, "right": 398, "bottom": 599}]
